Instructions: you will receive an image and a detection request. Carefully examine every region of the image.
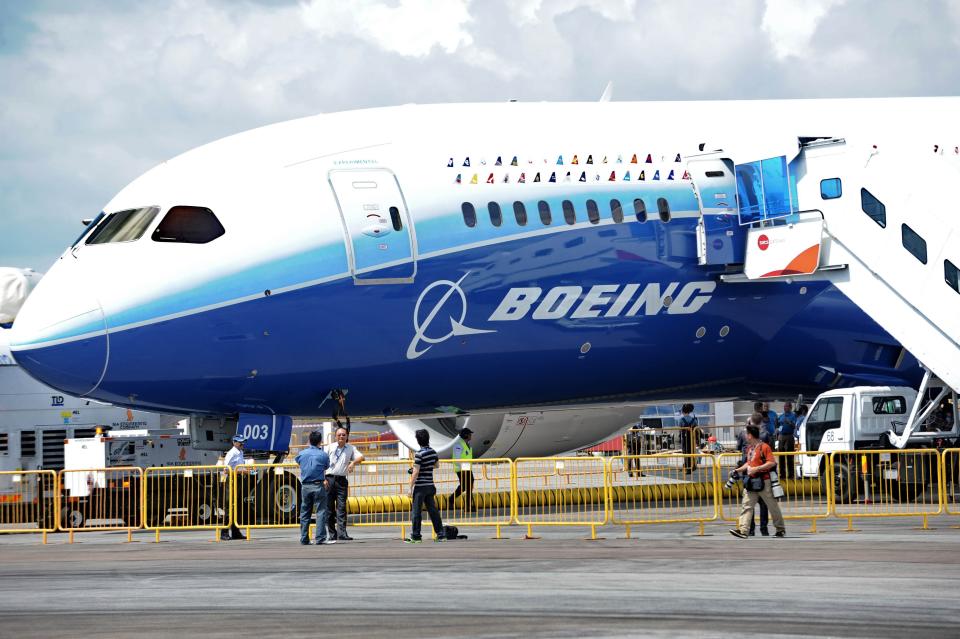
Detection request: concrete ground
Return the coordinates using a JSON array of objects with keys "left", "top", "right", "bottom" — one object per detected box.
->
[{"left": 1, "top": 519, "right": 959, "bottom": 638}]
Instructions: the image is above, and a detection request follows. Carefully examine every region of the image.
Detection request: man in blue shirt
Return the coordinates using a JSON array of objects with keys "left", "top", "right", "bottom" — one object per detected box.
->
[
  {"left": 295, "top": 431, "right": 333, "bottom": 545},
  {"left": 776, "top": 401, "right": 798, "bottom": 479}
]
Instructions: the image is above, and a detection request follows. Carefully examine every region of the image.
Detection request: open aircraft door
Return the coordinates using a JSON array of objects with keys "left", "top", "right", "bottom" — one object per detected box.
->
[
  {"left": 687, "top": 157, "right": 745, "bottom": 266},
  {"left": 329, "top": 168, "right": 417, "bottom": 284}
]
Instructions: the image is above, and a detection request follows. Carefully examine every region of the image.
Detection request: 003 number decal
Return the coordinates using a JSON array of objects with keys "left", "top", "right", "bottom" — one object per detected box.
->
[{"left": 242, "top": 423, "right": 271, "bottom": 440}]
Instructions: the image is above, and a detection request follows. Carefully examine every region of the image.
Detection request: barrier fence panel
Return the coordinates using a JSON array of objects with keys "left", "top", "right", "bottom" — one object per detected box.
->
[
  {"left": 144, "top": 465, "right": 233, "bottom": 542},
  {"left": 347, "top": 460, "right": 414, "bottom": 538},
  {"left": 0, "top": 470, "right": 57, "bottom": 541},
  {"left": 58, "top": 467, "right": 142, "bottom": 542},
  {"left": 514, "top": 457, "right": 608, "bottom": 539},
  {"left": 609, "top": 454, "right": 717, "bottom": 535},
  {"left": 435, "top": 459, "right": 513, "bottom": 538},
  {"left": 234, "top": 464, "right": 300, "bottom": 536},
  {"left": 830, "top": 449, "right": 942, "bottom": 529},
  {"left": 944, "top": 449, "right": 960, "bottom": 518},
  {"left": 717, "top": 452, "right": 831, "bottom": 532}
]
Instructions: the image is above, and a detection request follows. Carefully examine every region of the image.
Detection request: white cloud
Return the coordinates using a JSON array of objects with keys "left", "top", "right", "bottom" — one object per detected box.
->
[{"left": 762, "top": 0, "right": 846, "bottom": 59}]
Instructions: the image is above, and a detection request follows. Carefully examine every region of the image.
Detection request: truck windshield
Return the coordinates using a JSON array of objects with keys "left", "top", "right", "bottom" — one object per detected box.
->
[{"left": 805, "top": 396, "right": 844, "bottom": 451}]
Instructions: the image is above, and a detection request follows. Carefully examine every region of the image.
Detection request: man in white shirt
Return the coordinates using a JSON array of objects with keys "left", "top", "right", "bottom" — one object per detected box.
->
[
  {"left": 324, "top": 427, "right": 364, "bottom": 541},
  {"left": 221, "top": 435, "right": 247, "bottom": 540}
]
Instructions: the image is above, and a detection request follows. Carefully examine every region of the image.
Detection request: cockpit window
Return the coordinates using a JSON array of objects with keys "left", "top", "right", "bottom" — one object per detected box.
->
[
  {"left": 85, "top": 207, "right": 159, "bottom": 245},
  {"left": 71, "top": 211, "right": 106, "bottom": 248},
  {"left": 151, "top": 206, "right": 225, "bottom": 244}
]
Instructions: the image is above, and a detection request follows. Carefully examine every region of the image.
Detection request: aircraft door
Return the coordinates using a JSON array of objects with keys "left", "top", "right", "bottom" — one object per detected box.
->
[
  {"left": 329, "top": 168, "right": 417, "bottom": 284},
  {"left": 687, "top": 158, "right": 746, "bottom": 266}
]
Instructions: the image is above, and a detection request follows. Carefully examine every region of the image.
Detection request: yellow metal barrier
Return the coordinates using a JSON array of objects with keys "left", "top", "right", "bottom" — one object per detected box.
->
[
  {"left": 435, "top": 459, "right": 513, "bottom": 538},
  {"left": 58, "top": 467, "right": 142, "bottom": 543},
  {"left": 609, "top": 454, "right": 717, "bottom": 535},
  {"left": 0, "top": 470, "right": 58, "bottom": 542},
  {"left": 830, "top": 449, "right": 942, "bottom": 530},
  {"left": 514, "top": 457, "right": 608, "bottom": 539},
  {"left": 143, "top": 465, "right": 233, "bottom": 542},
  {"left": 717, "top": 452, "right": 830, "bottom": 532},
  {"left": 234, "top": 463, "right": 301, "bottom": 537},
  {"left": 347, "top": 459, "right": 413, "bottom": 538},
  {"left": 944, "top": 449, "right": 960, "bottom": 518}
]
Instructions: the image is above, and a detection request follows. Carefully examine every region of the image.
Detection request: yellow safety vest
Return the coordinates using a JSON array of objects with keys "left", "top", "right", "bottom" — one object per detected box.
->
[{"left": 453, "top": 437, "right": 473, "bottom": 472}]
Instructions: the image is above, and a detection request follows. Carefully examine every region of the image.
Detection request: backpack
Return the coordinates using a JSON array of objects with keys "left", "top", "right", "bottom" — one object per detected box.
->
[{"left": 443, "top": 525, "right": 467, "bottom": 540}]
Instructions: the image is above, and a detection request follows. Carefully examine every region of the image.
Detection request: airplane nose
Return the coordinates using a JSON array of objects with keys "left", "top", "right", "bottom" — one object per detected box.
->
[{"left": 9, "top": 262, "right": 108, "bottom": 397}]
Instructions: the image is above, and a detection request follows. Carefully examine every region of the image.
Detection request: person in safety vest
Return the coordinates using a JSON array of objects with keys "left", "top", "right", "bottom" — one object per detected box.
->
[{"left": 450, "top": 427, "right": 475, "bottom": 512}]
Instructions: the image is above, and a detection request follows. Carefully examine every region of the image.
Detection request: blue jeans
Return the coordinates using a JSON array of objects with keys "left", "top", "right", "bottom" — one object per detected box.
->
[{"left": 300, "top": 482, "right": 328, "bottom": 543}]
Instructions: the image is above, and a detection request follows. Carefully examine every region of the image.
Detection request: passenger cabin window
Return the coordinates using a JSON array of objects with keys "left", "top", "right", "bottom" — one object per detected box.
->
[
  {"left": 871, "top": 396, "right": 907, "bottom": 415},
  {"left": 901, "top": 224, "right": 927, "bottom": 264},
  {"left": 461, "top": 202, "right": 477, "bottom": 228},
  {"left": 610, "top": 199, "right": 624, "bottom": 223},
  {"left": 538, "top": 200, "right": 552, "bottom": 225},
  {"left": 152, "top": 206, "right": 225, "bottom": 244},
  {"left": 633, "top": 198, "right": 647, "bottom": 223},
  {"left": 388, "top": 206, "right": 403, "bottom": 231},
  {"left": 861, "top": 188, "right": 886, "bottom": 228},
  {"left": 586, "top": 199, "right": 600, "bottom": 224},
  {"left": 513, "top": 201, "right": 527, "bottom": 226},
  {"left": 657, "top": 197, "right": 671, "bottom": 222},
  {"left": 805, "top": 396, "right": 844, "bottom": 452},
  {"left": 821, "top": 178, "right": 842, "bottom": 200},
  {"left": 86, "top": 207, "right": 159, "bottom": 244},
  {"left": 945, "top": 259, "right": 960, "bottom": 295},
  {"left": 488, "top": 202, "right": 503, "bottom": 227},
  {"left": 562, "top": 200, "right": 576, "bottom": 225}
]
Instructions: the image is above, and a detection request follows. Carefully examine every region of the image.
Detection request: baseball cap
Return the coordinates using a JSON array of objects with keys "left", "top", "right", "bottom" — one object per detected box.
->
[
  {"left": 232, "top": 435, "right": 247, "bottom": 443},
  {"left": 460, "top": 427, "right": 474, "bottom": 437}
]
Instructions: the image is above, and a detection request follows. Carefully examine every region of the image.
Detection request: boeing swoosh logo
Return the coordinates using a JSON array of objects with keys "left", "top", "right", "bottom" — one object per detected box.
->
[{"left": 407, "top": 272, "right": 495, "bottom": 360}]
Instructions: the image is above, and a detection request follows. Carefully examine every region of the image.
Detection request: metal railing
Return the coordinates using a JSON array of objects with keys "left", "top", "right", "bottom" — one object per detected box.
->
[
  {"left": 233, "top": 464, "right": 300, "bottom": 537},
  {"left": 829, "top": 449, "right": 943, "bottom": 529},
  {"left": 0, "top": 470, "right": 57, "bottom": 542},
  {"left": 58, "top": 467, "right": 143, "bottom": 543},
  {"left": 143, "top": 465, "right": 233, "bottom": 542},
  {"left": 514, "top": 457, "right": 609, "bottom": 539},
  {"left": 436, "top": 459, "right": 514, "bottom": 538},
  {"left": 717, "top": 452, "right": 831, "bottom": 532},
  {"left": 943, "top": 449, "right": 960, "bottom": 517},
  {"left": 608, "top": 454, "right": 718, "bottom": 535}
]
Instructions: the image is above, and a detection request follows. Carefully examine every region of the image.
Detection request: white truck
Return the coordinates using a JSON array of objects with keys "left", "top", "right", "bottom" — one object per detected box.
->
[{"left": 798, "top": 385, "right": 958, "bottom": 502}]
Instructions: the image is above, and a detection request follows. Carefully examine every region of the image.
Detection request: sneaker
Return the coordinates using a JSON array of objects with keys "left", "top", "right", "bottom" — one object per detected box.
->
[
  {"left": 729, "top": 529, "right": 747, "bottom": 539},
  {"left": 760, "top": 529, "right": 770, "bottom": 537},
  {"left": 338, "top": 534, "right": 354, "bottom": 541},
  {"left": 403, "top": 537, "right": 422, "bottom": 544},
  {"left": 232, "top": 534, "right": 246, "bottom": 541},
  {"left": 320, "top": 538, "right": 336, "bottom": 545},
  {"left": 434, "top": 537, "right": 446, "bottom": 543},
  {"left": 220, "top": 532, "right": 231, "bottom": 541},
  {"left": 748, "top": 530, "right": 756, "bottom": 537},
  {"left": 774, "top": 530, "right": 786, "bottom": 538},
  {"left": 300, "top": 539, "right": 311, "bottom": 545}
]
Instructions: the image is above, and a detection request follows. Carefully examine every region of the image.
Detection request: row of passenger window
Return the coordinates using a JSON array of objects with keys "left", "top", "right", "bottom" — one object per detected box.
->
[
  {"left": 461, "top": 197, "right": 672, "bottom": 229},
  {"left": 820, "top": 178, "right": 959, "bottom": 296}
]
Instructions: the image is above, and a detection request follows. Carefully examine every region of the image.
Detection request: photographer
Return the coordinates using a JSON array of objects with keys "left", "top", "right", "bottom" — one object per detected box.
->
[{"left": 729, "top": 424, "right": 786, "bottom": 539}]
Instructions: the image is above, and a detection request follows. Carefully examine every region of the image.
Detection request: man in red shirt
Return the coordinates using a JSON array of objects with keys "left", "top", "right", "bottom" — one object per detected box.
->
[{"left": 730, "top": 424, "right": 786, "bottom": 538}]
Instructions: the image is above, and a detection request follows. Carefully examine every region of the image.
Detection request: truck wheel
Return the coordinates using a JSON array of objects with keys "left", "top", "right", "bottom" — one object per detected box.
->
[
  {"left": 273, "top": 481, "right": 300, "bottom": 525},
  {"left": 833, "top": 461, "right": 854, "bottom": 504},
  {"left": 61, "top": 507, "right": 86, "bottom": 529}
]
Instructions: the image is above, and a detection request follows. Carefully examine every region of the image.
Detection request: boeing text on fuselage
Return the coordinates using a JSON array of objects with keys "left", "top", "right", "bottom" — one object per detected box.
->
[{"left": 407, "top": 276, "right": 716, "bottom": 359}]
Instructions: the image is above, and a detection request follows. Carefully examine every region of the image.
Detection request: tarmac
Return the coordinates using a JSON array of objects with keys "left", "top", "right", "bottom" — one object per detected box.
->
[{"left": 1, "top": 519, "right": 959, "bottom": 638}]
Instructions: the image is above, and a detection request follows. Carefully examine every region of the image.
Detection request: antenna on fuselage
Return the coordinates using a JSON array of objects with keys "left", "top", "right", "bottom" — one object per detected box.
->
[{"left": 599, "top": 81, "right": 613, "bottom": 102}]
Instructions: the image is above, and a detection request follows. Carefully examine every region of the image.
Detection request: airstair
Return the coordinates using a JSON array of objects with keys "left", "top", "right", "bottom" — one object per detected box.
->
[{"left": 705, "top": 138, "right": 960, "bottom": 447}]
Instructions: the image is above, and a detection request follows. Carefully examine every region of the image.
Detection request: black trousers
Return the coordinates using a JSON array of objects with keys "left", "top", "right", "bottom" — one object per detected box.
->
[
  {"left": 777, "top": 436, "right": 796, "bottom": 479},
  {"left": 748, "top": 498, "right": 769, "bottom": 533},
  {"left": 451, "top": 470, "right": 474, "bottom": 508},
  {"left": 411, "top": 485, "right": 443, "bottom": 540},
  {"left": 326, "top": 475, "right": 349, "bottom": 537}
]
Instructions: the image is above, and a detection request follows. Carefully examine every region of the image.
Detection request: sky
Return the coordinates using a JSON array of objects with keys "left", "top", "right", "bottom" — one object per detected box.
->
[{"left": 2, "top": 0, "right": 959, "bottom": 272}]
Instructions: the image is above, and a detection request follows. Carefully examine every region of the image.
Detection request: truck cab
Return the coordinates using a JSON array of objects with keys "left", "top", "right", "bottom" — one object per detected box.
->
[{"left": 798, "top": 386, "right": 958, "bottom": 501}]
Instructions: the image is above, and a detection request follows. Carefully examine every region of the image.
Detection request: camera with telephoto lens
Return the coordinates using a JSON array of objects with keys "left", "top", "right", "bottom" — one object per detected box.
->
[
  {"left": 724, "top": 469, "right": 742, "bottom": 489},
  {"left": 770, "top": 470, "right": 784, "bottom": 500}
]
